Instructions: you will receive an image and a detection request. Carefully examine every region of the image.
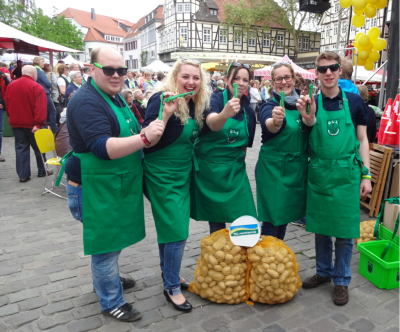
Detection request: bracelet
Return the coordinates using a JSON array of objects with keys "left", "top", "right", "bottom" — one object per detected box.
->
[
  {"left": 140, "top": 132, "right": 151, "bottom": 147},
  {"left": 362, "top": 174, "right": 371, "bottom": 180}
]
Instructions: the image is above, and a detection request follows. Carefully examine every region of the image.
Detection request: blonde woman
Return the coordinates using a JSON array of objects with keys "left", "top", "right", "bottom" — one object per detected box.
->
[
  {"left": 44, "top": 64, "right": 62, "bottom": 125},
  {"left": 142, "top": 57, "right": 209, "bottom": 312},
  {"left": 143, "top": 71, "right": 155, "bottom": 91}
]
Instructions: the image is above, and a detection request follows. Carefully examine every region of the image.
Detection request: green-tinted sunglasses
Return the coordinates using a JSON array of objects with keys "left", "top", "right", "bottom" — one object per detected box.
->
[{"left": 94, "top": 62, "right": 127, "bottom": 77}]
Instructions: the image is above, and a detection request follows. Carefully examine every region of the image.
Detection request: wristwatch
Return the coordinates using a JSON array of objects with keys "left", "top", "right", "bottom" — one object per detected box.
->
[{"left": 140, "top": 133, "right": 151, "bottom": 147}]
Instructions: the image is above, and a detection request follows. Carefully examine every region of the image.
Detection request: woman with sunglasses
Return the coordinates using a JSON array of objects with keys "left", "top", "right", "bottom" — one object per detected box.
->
[
  {"left": 256, "top": 63, "right": 311, "bottom": 240},
  {"left": 142, "top": 58, "right": 209, "bottom": 312},
  {"left": 191, "top": 62, "right": 257, "bottom": 234}
]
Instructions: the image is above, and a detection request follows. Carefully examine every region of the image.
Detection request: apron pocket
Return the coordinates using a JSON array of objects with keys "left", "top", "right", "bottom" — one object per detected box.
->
[{"left": 308, "top": 163, "right": 333, "bottom": 196}]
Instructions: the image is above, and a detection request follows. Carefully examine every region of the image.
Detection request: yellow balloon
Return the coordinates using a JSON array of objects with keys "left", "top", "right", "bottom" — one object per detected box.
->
[
  {"left": 353, "top": 0, "right": 368, "bottom": 10},
  {"left": 352, "top": 14, "right": 365, "bottom": 28},
  {"left": 358, "top": 50, "right": 369, "bottom": 61},
  {"left": 358, "top": 59, "right": 367, "bottom": 66},
  {"left": 364, "top": 60, "right": 374, "bottom": 71},
  {"left": 366, "top": 42, "right": 374, "bottom": 52},
  {"left": 369, "top": 51, "right": 380, "bottom": 62},
  {"left": 353, "top": 57, "right": 357, "bottom": 66},
  {"left": 373, "top": 38, "right": 387, "bottom": 51},
  {"left": 368, "top": 0, "right": 379, "bottom": 4},
  {"left": 365, "top": 4, "right": 377, "bottom": 18},
  {"left": 358, "top": 34, "right": 370, "bottom": 47},
  {"left": 375, "top": 0, "right": 387, "bottom": 9},
  {"left": 367, "top": 27, "right": 380, "bottom": 41},
  {"left": 355, "top": 32, "right": 364, "bottom": 41},
  {"left": 353, "top": 8, "right": 364, "bottom": 14},
  {"left": 340, "top": 0, "right": 353, "bottom": 8}
]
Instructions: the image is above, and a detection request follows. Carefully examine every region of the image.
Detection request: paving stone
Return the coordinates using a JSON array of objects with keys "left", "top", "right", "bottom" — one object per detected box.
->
[
  {"left": 37, "top": 312, "right": 71, "bottom": 330},
  {"left": 261, "top": 324, "right": 286, "bottom": 332},
  {"left": 0, "top": 304, "right": 19, "bottom": 317},
  {"left": 8, "top": 288, "right": 40, "bottom": 303},
  {"left": 42, "top": 300, "right": 74, "bottom": 315},
  {"left": 385, "top": 299, "right": 399, "bottom": 314},
  {"left": 258, "top": 310, "right": 283, "bottom": 325},
  {"left": 43, "top": 283, "right": 64, "bottom": 295},
  {"left": 348, "top": 318, "right": 375, "bottom": 332},
  {"left": 35, "top": 265, "right": 64, "bottom": 276},
  {"left": 19, "top": 296, "right": 49, "bottom": 311},
  {"left": 230, "top": 317, "right": 262, "bottom": 332},
  {"left": 97, "top": 322, "right": 131, "bottom": 332},
  {"left": 4, "top": 310, "right": 40, "bottom": 327},
  {"left": 141, "top": 317, "right": 183, "bottom": 332},
  {"left": 368, "top": 308, "right": 397, "bottom": 325},
  {"left": 331, "top": 313, "right": 350, "bottom": 324},
  {"left": 382, "top": 327, "right": 400, "bottom": 332},
  {"left": 201, "top": 316, "right": 229, "bottom": 331},
  {"left": 307, "top": 318, "right": 337, "bottom": 332},
  {"left": 135, "top": 294, "right": 166, "bottom": 312},
  {"left": 26, "top": 277, "right": 48, "bottom": 288},
  {"left": 277, "top": 300, "right": 305, "bottom": 316},
  {"left": 129, "top": 268, "right": 156, "bottom": 281},
  {"left": 134, "top": 285, "right": 163, "bottom": 300},
  {"left": 73, "top": 293, "right": 99, "bottom": 307},
  {"left": 279, "top": 313, "right": 310, "bottom": 330},
  {"left": 0, "top": 264, "right": 22, "bottom": 276},
  {"left": 227, "top": 306, "right": 256, "bottom": 320},
  {"left": 0, "top": 296, "right": 7, "bottom": 307},
  {"left": 48, "top": 288, "right": 81, "bottom": 302},
  {"left": 131, "top": 309, "right": 163, "bottom": 328},
  {"left": 67, "top": 316, "right": 103, "bottom": 332},
  {"left": 71, "top": 303, "right": 101, "bottom": 320},
  {"left": 177, "top": 307, "right": 207, "bottom": 326},
  {"left": 159, "top": 304, "right": 184, "bottom": 319},
  {"left": 49, "top": 270, "right": 78, "bottom": 282}
]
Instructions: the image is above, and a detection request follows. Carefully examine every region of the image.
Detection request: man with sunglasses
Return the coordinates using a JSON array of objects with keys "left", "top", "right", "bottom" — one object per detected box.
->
[
  {"left": 296, "top": 51, "right": 371, "bottom": 306},
  {"left": 62, "top": 46, "right": 165, "bottom": 322}
]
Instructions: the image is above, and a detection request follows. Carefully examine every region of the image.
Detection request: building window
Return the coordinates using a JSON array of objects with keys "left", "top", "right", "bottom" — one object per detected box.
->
[
  {"left": 325, "top": 26, "right": 330, "bottom": 37},
  {"left": 180, "top": 27, "right": 188, "bottom": 42},
  {"left": 219, "top": 30, "right": 227, "bottom": 44},
  {"left": 125, "top": 60, "right": 129, "bottom": 68},
  {"left": 210, "top": 9, "right": 217, "bottom": 15},
  {"left": 334, "top": 3, "right": 339, "bottom": 12},
  {"left": 302, "top": 37, "right": 309, "bottom": 50},
  {"left": 248, "top": 32, "right": 256, "bottom": 46},
  {"left": 341, "top": 23, "right": 347, "bottom": 34},
  {"left": 234, "top": 31, "right": 242, "bottom": 45},
  {"left": 351, "top": 25, "right": 355, "bottom": 32},
  {"left": 333, "top": 23, "right": 338, "bottom": 36},
  {"left": 371, "top": 17, "right": 377, "bottom": 27},
  {"left": 276, "top": 35, "right": 284, "bottom": 48},
  {"left": 203, "top": 28, "right": 211, "bottom": 43},
  {"left": 184, "top": 3, "right": 190, "bottom": 12},
  {"left": 365, "top": 20, "right": 369, "bottom": 29},
  {"left": 151, "top": 50, "right": 154, "bottom": 57},
  {"left": 263, "top": 35, "right": 270, "bottom": 47},
  {"left": 177, "top": 4, "right": 183, "bottom": 12}
]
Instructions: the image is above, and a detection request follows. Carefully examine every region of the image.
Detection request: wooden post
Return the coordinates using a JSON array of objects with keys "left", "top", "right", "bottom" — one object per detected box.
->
[{"left": 49, "top": 50, "right": 53, "bottom": 66}]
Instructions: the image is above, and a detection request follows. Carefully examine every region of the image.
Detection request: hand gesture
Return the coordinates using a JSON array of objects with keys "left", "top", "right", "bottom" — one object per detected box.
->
[
  {"left": 145, "top": 119, "right": 165, "bottom": 147},
  {"left": 296, "top": 95, "right": 316, "bottom": 122},
  {"left": 272, "top": 106, "right": 285, "bottom": 127},
  {"left": 31, "top": 126, "right": 40, "bottom": 133},
  {"left": 360, "top": 179, "right": 372, "bottom": 197},
  {"left": 222, "top": 98, "right": 241, "bottom": 118},
  {"left": 162, "top": 92, "right": 181, "bottom": 120}
]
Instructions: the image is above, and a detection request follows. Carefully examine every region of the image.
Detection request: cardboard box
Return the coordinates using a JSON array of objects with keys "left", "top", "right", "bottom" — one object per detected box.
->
[
  {"left": 383, "top": 201, "right": 400, "bottom": 236},
  {"left": 389, "top": 162, "right": 399, "bottom": 198}
]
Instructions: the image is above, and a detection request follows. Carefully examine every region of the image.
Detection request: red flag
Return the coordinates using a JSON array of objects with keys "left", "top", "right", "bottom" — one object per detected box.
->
[
  {"left": 378, "top": 98, "right": 392, "bottom": 145},
  {"left": 382, "top": 108, "right": 398, "bottom": 145}
]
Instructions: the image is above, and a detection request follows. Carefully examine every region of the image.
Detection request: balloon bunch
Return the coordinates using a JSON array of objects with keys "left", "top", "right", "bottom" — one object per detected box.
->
[
  {"left": 339, "top": 0, "right": 388, "bottom": 28},
  {"left": 352, "top": 27, "right": 386, "bottom": 70}
]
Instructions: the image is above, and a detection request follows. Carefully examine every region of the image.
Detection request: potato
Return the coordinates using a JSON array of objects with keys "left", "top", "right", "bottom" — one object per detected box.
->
[
  {"left": 275, "top": 252, "right": 284, "bottom": 262},
  {"left": 209, "top": 281, "right": 216, "bottom": 288},
  {"left": 201, "top": 266, "right": 208, "bottom": 277},
  {"left": 280, "top": 248, "right": 288, "bottom": 256},
  {"left": 239, "top": 278, "right": 245, "bottom": 286},
  {"left": 248, "top": 254, "right": 261, "bottom": 262},
  {"left": 208, "top": 270, "right": 224, "bottom": 281},
  {"left": 230, "top": 246, "right": 242, "bottom": 256},
  {"left": 267, "top": 269, "right": 279, "bottom": 279},
  {"left": 205, "top": 276, "right": 212, "bottom": 284},
  {"left": 255, "top": 247, "right": 265, "bottom": 256},
  {"left": 271, "top": 279, "right": 279, "bottom": 289},
  {"left": 223, "top": 245, "right": 232, "bottom": 252},
  {"left": 223, "top": 294, "right": 232, "bottom": 300},
  {"left": 214, "top": 293, "right": 222, "bottom": 299},
  {"left": 208, "top": 255, "right": 218, "bottom": 265},
  {"left": 235, "top": 274, "right": 241, "bottom": 281},
  {"left": 285, "top": 262, "right": 294, "bottom": 269},
  {"left": 225, "top": 254, "right": 233, "bottom": 264},
  {"left": 251, "top": 292, "right": 259, "bottom": 301},
  {"left": 274, "top": 288, "right": 284, "bottom": 295},
  {"left": 215, "top": 251, "right": 225, "bottom": 262},
  {"left": 262, "top": 256, "right": 275, "bottom": 264},
  {"left": 279, "top": 270, "right": 289, "bottom": 283},
  {"left": 233, "top": 254, "right": 241, "bottom": 263},
  {"left": 222, "top": 266, "right": 231, "bottom": 276},
  {"left": 231, "top": 267, "right": 240, "bottom": 275},
  {"left": 232, "top": 291, "right": 238, "bottom": 299},
  {"left": 225, "top": 280, "right": 239, "bottom": 287},
  {"left": 286, "top": 291, "right": 294, "bottom": 299},
  {"left": 206, "top": 246, "right": 216, "bottom": 255},
  {"left": 205, "top": 288, "right": 214, "bottom": 298},
  {"left": 269, "top": 263, "right": 277, "bottom": 270},
  {"left": 201, "top": 282, "right": 208, "bottom": 289},
  {"left": 197, "top": 276, "right": 205, "bottom": 283},
  {"left": 225, "top": 275, "right": 235, "bottom": 281},
  {"left": 234, "top": 285, "right": 242, "bottom": 293},
  {"left": 277, "top": 263, "right": 285, "bottom": 273},
  {"left": 225, "top": 287, "right": 233, "bottom": 295},
  {"left": 212, "top": 286, "right": 224, "bottom": 295},
  {"left": 214, "top": 265, "right": 222, "bottom": 272},
  {"left": 250, "top": 284, "right": 256, "bottom": 294},
  {"left": 212, "top": 235, "right": 227, "bottom": 251}
]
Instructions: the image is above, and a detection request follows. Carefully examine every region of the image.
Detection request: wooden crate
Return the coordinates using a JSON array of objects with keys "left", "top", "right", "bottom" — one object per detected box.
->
[{"left": 360, "top": 144, "right": 393, "bottom": 217}]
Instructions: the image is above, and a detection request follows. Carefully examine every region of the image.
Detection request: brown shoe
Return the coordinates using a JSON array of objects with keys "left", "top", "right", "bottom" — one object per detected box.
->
[
  {"left": 302, "top": 274, "right": 331, "bottom": 289},
  {"left": 333, "top": 285, "right": 349, "bottom": 306}
]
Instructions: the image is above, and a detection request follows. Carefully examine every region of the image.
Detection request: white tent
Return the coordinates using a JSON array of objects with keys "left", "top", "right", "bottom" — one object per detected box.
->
[
  {"left": 62, "top": 54, "right": 89, "bottom": 67},
  {"left": 0, "top": 53, "right": 57, "bottom": 64},
  {"left": 142, "top": 60, "right": 171, "bottom": 72},
  {"left": 353, "top": 66, "right": 383, "bottom": 83}
]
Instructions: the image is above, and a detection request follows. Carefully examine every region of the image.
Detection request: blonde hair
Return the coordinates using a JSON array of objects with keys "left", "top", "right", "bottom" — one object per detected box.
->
[
  {"left": 340, "top": 58, "right": 353, "bottom": 80},
  {"left": 32, "top": 57, "right": 44, "bottom": 66},
  {"left": 271, "top": 64, "right": 295, "bottom": 81},
  {"left": 356, "top": 84, "right": 369, "bottom": 102},
  {"left": 156, "top": 59, "right": 209, "bottom": 129}
]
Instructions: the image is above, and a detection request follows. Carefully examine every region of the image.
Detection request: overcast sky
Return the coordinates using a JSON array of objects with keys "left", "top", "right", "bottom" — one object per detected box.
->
[{"left": 35, "top": 0, "right": 164, "bottom": 23}]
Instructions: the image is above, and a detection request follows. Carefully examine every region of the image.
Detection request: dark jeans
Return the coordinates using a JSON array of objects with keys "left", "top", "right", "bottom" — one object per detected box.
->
[
  {"left": 12, "top": 127, "right": 45, "bottom": 179},
  {"left": 261, "top": 222, "right": 288, "bottom": 240},
  {"left": 209, "top": 222, "right": 226, "bottom": 234},
  {"left": 0, "top": 109, "right": 3, "bottom": 155},
  {"left": 46, "top": 94, "right": 58, "bottom": 133}
]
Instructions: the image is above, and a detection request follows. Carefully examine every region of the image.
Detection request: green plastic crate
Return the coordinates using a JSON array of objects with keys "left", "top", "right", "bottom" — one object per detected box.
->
[
  {"left": 379, "top": 225, "right": 400, "bottom": 248},
  {"left": 358, "top": 240, "right": 399, "bottom": 289}
]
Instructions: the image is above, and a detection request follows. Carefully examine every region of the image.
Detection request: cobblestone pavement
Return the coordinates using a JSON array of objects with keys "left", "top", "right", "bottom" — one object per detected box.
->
[{"left": 0, "top": 126, "right": 399, "bottom": 332}]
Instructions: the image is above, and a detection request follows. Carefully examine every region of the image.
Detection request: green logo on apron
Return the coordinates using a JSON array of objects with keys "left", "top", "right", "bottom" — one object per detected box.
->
[
  {"left": 327, "top": 119, "right": 340, "bottom": 136},
  {"left": 367, "top": 262, "right": 373, "bottom": 273},
  {"left": 227, "top": 129, "right": 240, "bottom": 143},
  {"left": 126, "top": 118, "right": 137, "bottom": 135},
  {"left": 339, "top": 100, "right": 344, "bottom": 110},
  {"left": 190, "top": 129, "right": 199, "bottom": 143},
  {"left": 296, "top": 119, "right": 306, "bottom": 133}
]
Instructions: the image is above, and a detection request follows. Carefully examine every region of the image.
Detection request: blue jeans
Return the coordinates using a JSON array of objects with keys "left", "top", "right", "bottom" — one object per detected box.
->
[
  {"left": 66, "top": 180, "right": 125, "bottom": 312},
  {"left": 0, "top": 109, "right": 3, "bottom": 155},
  {"left": 261, "top": 222, "right": 288, "bottom": 240},
  {"left": 315, "top": 234, "right": 353, "bottom": 286},
  {"left": 158, "top": 239, "right": 187, "bottom": 295},
  {"left": 209, "top": 222, "right": 226, "bottom": 234}
]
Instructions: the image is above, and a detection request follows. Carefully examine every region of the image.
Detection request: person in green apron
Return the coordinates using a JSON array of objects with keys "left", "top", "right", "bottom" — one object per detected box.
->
[
  {"left": 256, "top": 63, "right": 311, "bottom": 240},
  {"left": 296, "top": 52, "right": 372, "bottom": 306},
  {"left": 63, "top": 47, "right": 166, "bottom": 322},
  {"left": 142, "top": 57, "right": 209, "bottom": 312},
  {"left": 190, "top": 62, "right": 257, "bottom": 234}
]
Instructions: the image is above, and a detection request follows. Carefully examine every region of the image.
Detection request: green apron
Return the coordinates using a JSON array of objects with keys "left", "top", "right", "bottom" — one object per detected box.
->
[
  {"left": 256, "top": 98, "right": 310, "bottom": 225},
  {"left": 144, "top": 117, "right": 199, "bottom": 244},
  {"left": 306, "top": 90, "right": 368, "bottom": 238},
  {"left": 63, "top": 79, "right": 145, "bottom": 256},
  {"left": 190, "top": 89, "right": 257, "bottom": 223}
]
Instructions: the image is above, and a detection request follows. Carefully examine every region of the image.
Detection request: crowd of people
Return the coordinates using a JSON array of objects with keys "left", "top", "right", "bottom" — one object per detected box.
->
[{"left": 0, "top": 48, "right": 375, "bottom": 323}]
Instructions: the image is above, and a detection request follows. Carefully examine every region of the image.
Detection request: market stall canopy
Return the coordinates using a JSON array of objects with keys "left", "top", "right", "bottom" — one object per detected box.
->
[
  {"left": 0, "top": 53, "right": 57, "bottom": 64},
  {"left": 353, "top": 66, "right": 383, "bottom": 83},
  {"left": 0, "top": 22, "right": 83, "bottom": 54},
  {"left": 62, "top": 54, "right": 89, "bottom": 67},
  {"left": 201, "top": 62, "right": 219, "bottom": 71},
  {"left": 254, "top": 55, "right": 315, "bottom": 80},
  {"left": 142, "top": 60, "right": 171, "bottom": 73}
]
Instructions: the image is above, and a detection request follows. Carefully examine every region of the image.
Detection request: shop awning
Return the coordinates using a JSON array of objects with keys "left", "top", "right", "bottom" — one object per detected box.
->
[{"left": 171, "top": 52, "right": 281, "bottom": 65}]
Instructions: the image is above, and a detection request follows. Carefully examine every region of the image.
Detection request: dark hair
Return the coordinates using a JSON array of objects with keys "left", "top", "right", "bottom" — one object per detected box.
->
[
  {"left": 90, "top": 48, "right": 100, "bottom": 64},
  {"left": 226, "top": 65, "right": 253, "bottom": 84},
  {"left": 315, "top": 51, "right": 341, "bottom": 68},
  {"left": 157, "top": 72, "right": 165, "bottom": 81},
  {"left": 82, "top": 66, "right": 90, "bottom": 73}
]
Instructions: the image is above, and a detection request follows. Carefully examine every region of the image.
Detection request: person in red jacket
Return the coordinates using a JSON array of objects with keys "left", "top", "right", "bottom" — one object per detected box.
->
[{"left": 5, "top": 65, "right": 50, "bottom": 182}]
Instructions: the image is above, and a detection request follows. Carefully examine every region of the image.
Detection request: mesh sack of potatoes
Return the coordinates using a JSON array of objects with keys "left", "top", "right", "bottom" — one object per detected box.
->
[
  {"left": 247, "top": 236, "right": 301, "bottom": 304},
  {"left": 357, "top": 220, "right": 377, "bottom": 244},
  {"left": 188, "top": 229, "right": 250, "bottom": 304}
]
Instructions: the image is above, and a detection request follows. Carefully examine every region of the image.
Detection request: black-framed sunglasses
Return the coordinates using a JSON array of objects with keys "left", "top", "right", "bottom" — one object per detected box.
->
[
  {"left": 180, "top": 57, "right": 201, "bottom": 65},
  {"left": 226, "top": 62, "right": 251, "bottom": 75},
  {"left": 316, "top": 63, "right": 341, "bottom": 74},
  {"left": 94, "top": 62, "right": 127, "bottom": 76},
  {"left": 271, "top": 62, "right": 291, "bottom": 67}
]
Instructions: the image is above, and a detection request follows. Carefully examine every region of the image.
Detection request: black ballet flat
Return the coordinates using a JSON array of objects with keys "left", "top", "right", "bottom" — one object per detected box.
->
[
  {"left": 163, "top": 290, "right": 192, "bottom": 312},
  {"left": 161, "top": 273, "right": 190, "bottom": 290}
]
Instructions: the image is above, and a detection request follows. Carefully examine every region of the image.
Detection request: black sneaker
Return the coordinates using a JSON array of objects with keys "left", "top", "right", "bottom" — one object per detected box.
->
[
  {"left": 102, "top": 303, "right": 142, "bottom": 322},
  {"left": 120, "top": 276, "right": 136, "bottom": 290}
]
